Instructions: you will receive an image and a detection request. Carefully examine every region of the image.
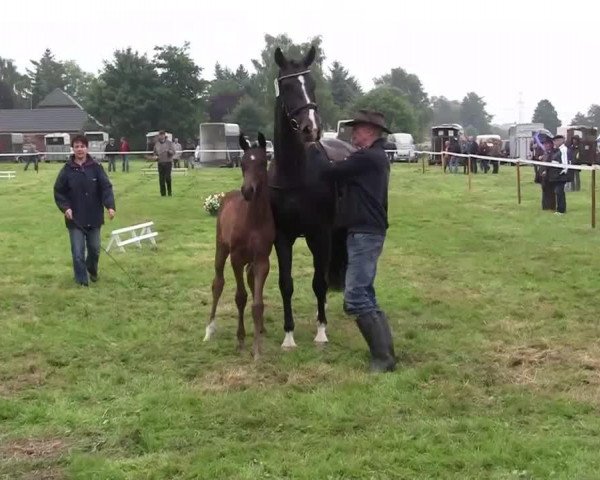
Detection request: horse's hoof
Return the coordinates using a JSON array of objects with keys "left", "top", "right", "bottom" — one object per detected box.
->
[
  {"left": 281, "top": 332, "right": 297, "bottom": 349},
  {"left": 313, "top": 324, "right": 328, "bottom": 344},
  {"left": 203, "top": 322, "right": 216, "bottom": 341}
]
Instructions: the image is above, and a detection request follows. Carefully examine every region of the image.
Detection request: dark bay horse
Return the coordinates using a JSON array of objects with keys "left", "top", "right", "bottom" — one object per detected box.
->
[
  {"left": 269, "top": 46, "right": 354, "bottom": 348},
  {"left": 205, "top": 133, "right": 275, "bottom": 359}
]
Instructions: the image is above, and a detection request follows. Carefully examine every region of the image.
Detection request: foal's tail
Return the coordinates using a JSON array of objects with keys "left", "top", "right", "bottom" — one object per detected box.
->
[{"left": 327, "top": 227, "right": 347, "bottom": 291}]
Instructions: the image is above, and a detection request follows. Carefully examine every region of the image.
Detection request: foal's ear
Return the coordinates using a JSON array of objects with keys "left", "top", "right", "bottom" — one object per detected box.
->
[
  {"left": 274, "top": 47, "right": 287, "bottom": 69},
  {"left": 303, "top": 45, "right": 316, "bottom": 68},
  {"left": 257, "top": 132, "right": 267, "bottom": 150},
  {"left": 239, "top": 133, "right": 250, "bottom": 152}
]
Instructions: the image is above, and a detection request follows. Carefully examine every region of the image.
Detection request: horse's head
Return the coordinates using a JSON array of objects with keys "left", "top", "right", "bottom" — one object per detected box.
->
[
  {"left": 274, "top": 46, "right": 321, "bottom": 143},
  {"left": 239, "top": 132, "right": 268, "bottom": 202}
]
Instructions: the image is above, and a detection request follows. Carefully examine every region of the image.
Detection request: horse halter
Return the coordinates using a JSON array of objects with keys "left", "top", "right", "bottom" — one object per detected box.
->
[{"left": 274, "top": 70, "right": 319, "bottom": 131}]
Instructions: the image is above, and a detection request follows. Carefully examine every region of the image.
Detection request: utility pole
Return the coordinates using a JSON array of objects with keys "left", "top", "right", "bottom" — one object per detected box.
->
[{"left": 518, "top": 91, "right": 524, "bottom": 123}]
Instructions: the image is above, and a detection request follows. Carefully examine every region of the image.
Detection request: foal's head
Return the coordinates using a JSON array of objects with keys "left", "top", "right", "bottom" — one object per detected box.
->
[
  {"left": 274, "top": 45, "right": 321, "bottom": 143},
  {"left": 239, "top": 132, "right": 268, "bottom": 202}
]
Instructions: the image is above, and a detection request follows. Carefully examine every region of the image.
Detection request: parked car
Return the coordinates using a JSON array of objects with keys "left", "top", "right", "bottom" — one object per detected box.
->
[{"left": 388, "top": 132, "right": 415, "bottom": 162}]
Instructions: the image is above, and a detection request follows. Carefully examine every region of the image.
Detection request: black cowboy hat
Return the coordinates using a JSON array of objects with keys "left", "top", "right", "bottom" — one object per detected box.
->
[{"left": 345, "top": 109, "right": 392, "bottom": 134}]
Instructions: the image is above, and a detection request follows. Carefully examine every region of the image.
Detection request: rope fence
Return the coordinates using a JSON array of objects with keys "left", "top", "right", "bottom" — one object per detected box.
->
[
  {"left": 415, "top": 150, "right": 598, "bottom": 229},
  {"left": 2, "top": 147, "right": 597, "bottom": 229}
]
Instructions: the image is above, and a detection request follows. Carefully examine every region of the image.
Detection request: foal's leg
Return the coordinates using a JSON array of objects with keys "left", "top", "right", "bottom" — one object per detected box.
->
[
  {"left": 247, "top": 263, "right": 266, "bottom": 334},
  {"left": 306, "top": 231, "right": 331, "bottom": 344},
  {"left": 275, "top": 232, "right": 296, "bottom": 348},
  {"left": 204, "top": 242, "right": 228, "bottom": 341},
  {"left": 251, "top": 257, "right": 270, "bottom": 360},
  {"left": 231, "top": 256, "right": 248, "bottom": 351}
]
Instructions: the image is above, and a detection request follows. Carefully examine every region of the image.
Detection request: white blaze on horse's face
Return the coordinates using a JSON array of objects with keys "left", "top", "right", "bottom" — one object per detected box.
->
[{"left": 298, "top": 75, "right": 317, "bottom": 132}]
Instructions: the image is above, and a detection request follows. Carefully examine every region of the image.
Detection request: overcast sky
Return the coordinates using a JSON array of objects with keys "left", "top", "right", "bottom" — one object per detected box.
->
[{"left": 1, "top": 0, "right": 596, "bottom": 125}]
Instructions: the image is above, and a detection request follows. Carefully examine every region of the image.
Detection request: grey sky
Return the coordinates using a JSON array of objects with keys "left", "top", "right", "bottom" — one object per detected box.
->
[{"left": 2, "top": 0, "right": 596, "bottom": 125}]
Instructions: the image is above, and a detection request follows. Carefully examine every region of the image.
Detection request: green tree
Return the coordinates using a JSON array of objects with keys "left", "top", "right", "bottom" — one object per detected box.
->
[
  {"left": 0, "top": 57, "right": 30, "bottom": 107},
  {"left": 584, "top": 105, "right": 600, "bottom": 129},
  {"left": 86, "top": 48, "right": 163, "bottom": 148},
  {"left": 460, "top": 92, "right": 492, "bottom": 135},
  {"left": 0, "top": 80, "right": 13, "bottom": 108},
  {"left": 251, "top": 34, "right": 339, "bottom": 132},
  {"left": 27, "top": 49, "right": 67, "bottom": 107},
  {"left": 374, "top": 66, "right": 431, "bottom": 138},
  {"left": 532, "top": 99, "right": 561, "bottom": 134},
  {"left": 374, "top": 67, "right": 429, "bottom": 111},
  {"left": 571, "top": 111, "right": 590, "bottom": 126},
  {"left": 327, "top": 61, "right": 362, "bottom": 114},
  {"left": 152, "top": 42, "right": 208, "bottom": 141},
  {"left": 431, "top": 96, "right": 462, "bottom": 125},
  {"left": 62, "top": 60, "right": 94, "bottom": 105},
  {"left": 351, "top": 86, "right": 418, "bottom": 135},
  {"left": 225, "top": 96, "right": 268, "bottom": 139}
]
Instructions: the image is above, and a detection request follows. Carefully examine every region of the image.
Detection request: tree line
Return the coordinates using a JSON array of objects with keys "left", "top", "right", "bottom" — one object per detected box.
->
[{"left": 1, "top": 34, "right": 595, "bottom": 148}]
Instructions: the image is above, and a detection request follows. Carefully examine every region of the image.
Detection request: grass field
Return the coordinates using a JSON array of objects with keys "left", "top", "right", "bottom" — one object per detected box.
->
[{"left": 1, "top": 160, "right": 600, "bottom": 479}]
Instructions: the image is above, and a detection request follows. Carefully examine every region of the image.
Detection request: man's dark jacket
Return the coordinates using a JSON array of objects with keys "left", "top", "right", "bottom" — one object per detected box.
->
[
  {"left": 54, "top": 155, "right": 115, "bottom": 229},
  {"left": 323, "top": 137, "right": 389, "bottom": 235}
]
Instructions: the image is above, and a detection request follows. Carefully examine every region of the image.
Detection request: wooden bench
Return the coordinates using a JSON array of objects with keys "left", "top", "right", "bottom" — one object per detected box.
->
[{"left": 106, "top": 221, "right": 158, "bottom": 252}]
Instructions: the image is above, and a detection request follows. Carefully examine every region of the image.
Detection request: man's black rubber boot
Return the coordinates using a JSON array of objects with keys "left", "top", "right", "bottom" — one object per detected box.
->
[
  {"left": 377, "top": 310, "right": 398, "bottom": 368},
  {"left": 356, "top": 311, "right": 396, "bottom": 373}
]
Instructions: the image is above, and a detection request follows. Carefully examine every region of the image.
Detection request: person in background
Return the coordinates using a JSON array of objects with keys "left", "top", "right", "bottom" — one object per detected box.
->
[
  {"left": 173, "top": 137, "right": 182, "bottom": 168},
  {"left": 23, "top": 143, "right": 40, "bottom": 172},
  {"left": 383, "top": 138, "right": 396, "bottom": 162},
  {"left": 119, "top": 136, "right": 130, "bottom": 172},
  {"left": 448, "top": 138, "right": 461, "bottom": 174},
  {"left": 442, "top": 140, "right": 450, "bottom": 173},
  {"left": 194, "top": 141, "right": 201, "bottom": 168},
  {"left": 465, "top": 136, "right": 479, "bottom": 174},
  {"left": 53, "top": 134, "right": 116, "bottom": 286},
  {"left": 547, "top": 135, "right": 571, "bottom": 215},
  {"left": 568, "top": 135, "right": 581, "bottom": 191},
  {"left": 153, "top": 130, "right": 175, "bottom": 196},
  {"left": 104, "top": 137, "right": 119, "bottom": 173},
  {"left": 536, "top": 136, "right": 557, "bottom": 211},
  {"left": 184, "top": 138, "right": 195, "bottom": 168}
]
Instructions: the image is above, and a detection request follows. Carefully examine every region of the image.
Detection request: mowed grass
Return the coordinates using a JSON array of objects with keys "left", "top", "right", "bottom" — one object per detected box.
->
[{"left": 1, "top": 160, "right": 600, "bottom": 479}]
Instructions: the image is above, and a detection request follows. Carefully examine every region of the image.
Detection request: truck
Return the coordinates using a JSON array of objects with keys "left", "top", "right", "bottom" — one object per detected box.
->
[
  {"left": 198, "top": 123, "right": 241, "bottom": 167},
  {"left": 0, "top": 133, "right": 24, "bottom": 162},
  {"left": 508, "top": 123, "right": 544, "bottom": 159},
  {"left": 557, "top": 125, "right": 598, "bottom": 164},
  {"left": 430, "top": 124, "right": 464, "bottom": 164}
]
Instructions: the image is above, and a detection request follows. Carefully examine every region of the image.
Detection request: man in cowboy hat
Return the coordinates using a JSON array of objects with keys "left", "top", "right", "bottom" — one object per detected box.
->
[{"left": 322, "top": 109, "right": 397, "bottom": 372}]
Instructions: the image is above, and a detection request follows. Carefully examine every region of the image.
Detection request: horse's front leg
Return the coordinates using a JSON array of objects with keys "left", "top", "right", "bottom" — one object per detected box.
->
[
  {"left": 306, "top": 230, "right": 331, "bottom": 344},
  {"left": 274, "top": 232, "right": 296, "bottom": 348},
  {"left": 251, "top": 256, "right": 270, "bottom": 360}
]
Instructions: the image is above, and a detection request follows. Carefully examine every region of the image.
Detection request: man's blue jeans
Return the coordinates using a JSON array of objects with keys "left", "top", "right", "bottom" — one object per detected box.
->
[
  {"left": 343, "top": 233, "right": 385, "bottom": 316},
  {"left": 68, "top": 227, "right": 101, "bottom": 284}
]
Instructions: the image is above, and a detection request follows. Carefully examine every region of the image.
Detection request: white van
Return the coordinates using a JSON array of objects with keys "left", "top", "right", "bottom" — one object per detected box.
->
[
  {"left": 85, "top": 131, "right": 109, "bottom": 160},
  {"left": 388, "top": 132, "right": 415, "bottom": 162}
]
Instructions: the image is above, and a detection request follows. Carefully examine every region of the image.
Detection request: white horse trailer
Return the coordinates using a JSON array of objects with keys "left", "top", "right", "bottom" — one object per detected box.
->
[
  {"left": 198, "top": 123, "right": 241, "bottom": 167},
  {"left": 85, "top": 131, "right": 109, "bottom": 160},
  {"left": 508, "top": 123, "right": 544, "bottom": 159},
  {"left": 44, "top": 133, "right": 71, "bottom": 161}
]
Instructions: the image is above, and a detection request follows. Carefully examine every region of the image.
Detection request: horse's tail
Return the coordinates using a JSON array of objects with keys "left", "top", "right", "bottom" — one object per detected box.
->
[{"left": 327, "top": 227, "right": 347, "bottom": 291}]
